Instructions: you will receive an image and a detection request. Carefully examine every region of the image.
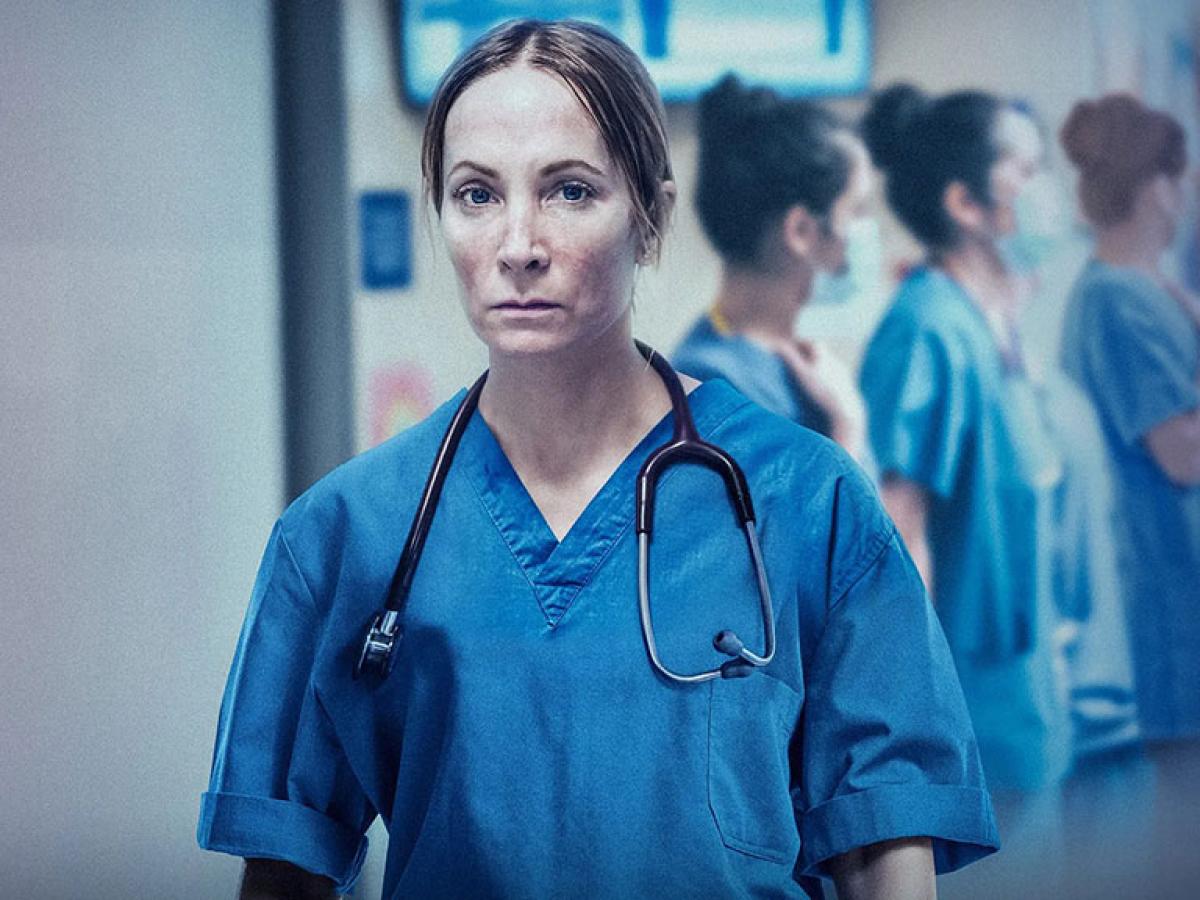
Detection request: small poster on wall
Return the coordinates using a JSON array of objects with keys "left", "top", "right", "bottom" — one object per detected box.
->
[
  {"left": 367, "top": 361, "right": 437, "bottom": 445},
  {"left": 360, "top": 191, "right": 412, "bottom": 291}
]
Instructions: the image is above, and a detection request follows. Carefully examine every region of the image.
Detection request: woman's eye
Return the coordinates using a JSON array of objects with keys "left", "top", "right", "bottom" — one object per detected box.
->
[
  {"left": 455, "top": 185, "right": 493, "bottom": 207},
  {"left": 558, "top": 181, "right": 593, "bottom": 203}
]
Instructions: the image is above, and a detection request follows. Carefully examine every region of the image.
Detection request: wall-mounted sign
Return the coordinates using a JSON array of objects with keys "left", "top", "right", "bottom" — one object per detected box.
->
[{"left": 360, "top": 191, "right": 412, "bottom": 291}]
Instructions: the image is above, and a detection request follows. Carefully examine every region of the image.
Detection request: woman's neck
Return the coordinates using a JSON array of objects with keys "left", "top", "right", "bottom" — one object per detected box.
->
[
  {"left": 477, "top": 320, "right": 669, "bottom": 488},
  {"left": 935, "top": 240, "right": 1014, "bottom": 317},
  {"left": 713, "top": 266, "right": 804, "bottom": 341},
  {"left": 1094, "top": 220, "right": 1166, "bottom": 279}
]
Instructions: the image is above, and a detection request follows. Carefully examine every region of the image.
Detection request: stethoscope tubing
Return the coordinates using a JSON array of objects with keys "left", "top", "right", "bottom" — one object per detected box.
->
[{"left": 356, "top": 342, "right": 776, "bottom": 683}]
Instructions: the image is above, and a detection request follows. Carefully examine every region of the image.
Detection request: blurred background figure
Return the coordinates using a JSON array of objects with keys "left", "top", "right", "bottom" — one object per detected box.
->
[
  {"left": 1059, "top": 92, "right": 1200, "bottom": 892},
  {"left": 672, "top": 75, "right": 873, "bottom": 461},
  {"left": 857, "top": 84, "right": 1072, "bottom": 898}
]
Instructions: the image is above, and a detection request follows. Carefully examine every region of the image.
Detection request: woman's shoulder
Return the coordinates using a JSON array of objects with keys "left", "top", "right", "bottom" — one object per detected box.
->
[
  {"left": 279, "top": 390, "right": 467, "bottom": 532},
  {"left": 864, "top": 270, "right": 980, "bottom": 373},
  {"left": 890, "top": 267, "right": 980, "bottom": 332},
  {"left": 673, "top": 315, "right": 765, "bottom": 380},
  {"left": 1070, "top": 259, "right": 1192, "bottom": 346},
  {"left": 708, "top": 384, "right": 877, "bottom": 507}
]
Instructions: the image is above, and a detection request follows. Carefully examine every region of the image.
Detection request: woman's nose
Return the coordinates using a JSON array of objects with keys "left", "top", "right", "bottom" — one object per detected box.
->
[{"left": 498, "top": 204, "right": 550, "bottom": 273}]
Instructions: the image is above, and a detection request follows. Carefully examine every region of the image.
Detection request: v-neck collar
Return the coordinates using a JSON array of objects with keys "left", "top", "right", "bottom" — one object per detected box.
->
[{"left": 458, "top": 380, "right": 742, "bottom": 627}]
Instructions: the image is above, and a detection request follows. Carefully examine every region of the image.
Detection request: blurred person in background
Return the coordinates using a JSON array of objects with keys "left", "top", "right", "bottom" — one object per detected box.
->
[
  {"left": 995, "top": 103, "right": 1150, "bottom": 897},
  {"left": 1059, "top": 92, "right": 1200, "bottom": 889},
  {"left": 858, "top": 84, "right": 1073, "bottom": 897},
  {"left": 673, "top": 74, "right": 872, "bottom": 462}
]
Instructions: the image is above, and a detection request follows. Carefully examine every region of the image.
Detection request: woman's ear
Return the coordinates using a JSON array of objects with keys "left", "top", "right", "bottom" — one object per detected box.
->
[
  {"left": 637, "top": 180, "right": 678, "bottom": 264},
  {"left": 943, "top": 180, "right": 988, "bottom": 232},
  {"left": 781, "top": 205, "right": 820, "bottom": 260},
  {"left": 659, "top": 179, "right": 678, "bottom": 220}
]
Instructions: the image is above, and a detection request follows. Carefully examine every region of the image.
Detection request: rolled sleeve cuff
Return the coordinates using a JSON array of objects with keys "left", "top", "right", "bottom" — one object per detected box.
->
[
  {"left": 799, "top": 783, "right": 999, "bottom": 878},
  {"left": 1122, "top": 388, "right": 1200, "bottom": 446},
  {"left": 197, "top": 792, "right": 369, "bottom": 895}
]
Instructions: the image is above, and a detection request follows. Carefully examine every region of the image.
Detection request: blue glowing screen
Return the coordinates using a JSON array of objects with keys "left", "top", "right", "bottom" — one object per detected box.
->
[{"left": 400, "top": 0, "right": 871, "bottom": 105}]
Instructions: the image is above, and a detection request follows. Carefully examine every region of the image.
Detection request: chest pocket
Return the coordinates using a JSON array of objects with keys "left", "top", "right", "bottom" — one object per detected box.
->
[{"left": 707, "top": 673, "right": 802, "bottom": 864}]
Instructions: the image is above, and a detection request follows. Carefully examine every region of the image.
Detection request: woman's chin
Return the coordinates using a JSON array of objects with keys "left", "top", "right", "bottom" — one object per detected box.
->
[{"left": 482, "top": 328, "right": 575, "bottom": 360}]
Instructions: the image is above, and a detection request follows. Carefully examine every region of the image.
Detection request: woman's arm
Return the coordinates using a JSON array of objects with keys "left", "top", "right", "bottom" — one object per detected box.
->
[
  {"left": 1138, "top": 280, "right": 1200, "bottom": 485},
  {"left": 239, "top": 859, "right": 339, "bottom": 900},
  {"left": 879, "top": 476, "right": 934, "bottom": 597},
  {"left": 829, "top": 837, "right": 936, "bottom": 900},
  {"left": 1144, "top": 406, "right": 1200, "bottom": 486}
]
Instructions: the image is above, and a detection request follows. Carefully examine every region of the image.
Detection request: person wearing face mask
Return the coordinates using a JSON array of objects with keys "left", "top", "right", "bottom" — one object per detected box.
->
[
  {"left": 673, "top": 75, "right": 875, "bottom": 462},
  {"left": 858, "top": 84, "right": 1073, "bottom": 897},
  {"left": 1059, "top": 94, "right": 1200, "bottom": 890}
]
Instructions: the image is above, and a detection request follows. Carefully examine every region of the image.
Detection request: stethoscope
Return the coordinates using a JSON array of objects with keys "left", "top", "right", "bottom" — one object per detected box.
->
[{"left": 355, "top": 341, "right": 776, "bottom": 685}]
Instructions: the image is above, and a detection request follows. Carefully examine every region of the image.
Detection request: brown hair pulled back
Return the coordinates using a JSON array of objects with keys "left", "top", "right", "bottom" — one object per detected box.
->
[
  {"left": 1060, "top": 93, "right": 1186, "bottom": 227},
  {"left": 420, "top": 19, "right": 673, "bottom": 261}
]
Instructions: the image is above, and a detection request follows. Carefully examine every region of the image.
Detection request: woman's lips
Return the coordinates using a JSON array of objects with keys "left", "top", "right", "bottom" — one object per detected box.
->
[{"left": 493, "top": 299, "right": 560, "bottom": 312}]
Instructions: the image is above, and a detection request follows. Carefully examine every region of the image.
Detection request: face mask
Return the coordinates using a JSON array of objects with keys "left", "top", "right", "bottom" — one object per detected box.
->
[
  {"left": 996, "top": 172, "right": 1070, "bottom": 274},
  {"left": 810, "top": 217, "right": 883, "bottom": 305}
]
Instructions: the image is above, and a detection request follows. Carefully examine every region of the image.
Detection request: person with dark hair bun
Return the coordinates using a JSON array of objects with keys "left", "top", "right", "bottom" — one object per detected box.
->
[
  {"left": 858, "top": 82, "right": 1074, "bottom": 891},
  {"left": 1059, "top": 93, "right": 1200, "bottom": 884},
  {"left": 673, "top": 74, "right": 874, "bottom": 459}
]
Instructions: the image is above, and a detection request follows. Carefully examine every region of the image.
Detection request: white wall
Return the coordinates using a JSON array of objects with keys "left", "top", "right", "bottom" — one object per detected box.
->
[{"left": 0, "top": 3, "right": 281, "bottom": 897}]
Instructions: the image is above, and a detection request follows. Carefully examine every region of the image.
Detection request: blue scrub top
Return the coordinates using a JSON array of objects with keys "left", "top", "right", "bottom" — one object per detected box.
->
[
  {"left": 859, "top": 267, "right": 1071, "bottom": 793},
  {"left": 1060, "top": 259, "right": 1200, "bottom": 742},
  {"left": 674, "top": 315, "right": 833, "bottom": 437},
  {"left": 198, "top": 380, "right": 997, "bottom": 897},
  {"left": 1042, "top": 373, "right": 1140, "bottom": 757}
]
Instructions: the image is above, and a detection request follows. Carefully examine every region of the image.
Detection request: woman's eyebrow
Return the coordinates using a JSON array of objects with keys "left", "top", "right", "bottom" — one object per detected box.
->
[
  {"left": 540, "top": 159, "right": 607, "bottom": 178},
  {"left": 446, "top": 160, "right": 499, "bottom": 180}
]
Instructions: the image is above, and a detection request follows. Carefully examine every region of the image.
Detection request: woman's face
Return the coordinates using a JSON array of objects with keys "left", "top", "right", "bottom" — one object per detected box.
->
[
  {"left": 987, "top": 108, "right": 1044, "bottom": 235},
  {"left": 812, "top": 135, "right": 875, "bottom": 275},
  {"left": 1142, "top": 170, "right": 1191, "bottom": 247},
  {"left": 438, "top": 63, "right": 642, "bottom": 359}
]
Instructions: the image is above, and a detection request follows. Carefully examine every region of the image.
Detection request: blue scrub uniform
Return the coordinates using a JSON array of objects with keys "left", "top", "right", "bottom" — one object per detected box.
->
[
  {"left": 860, "top": 267, "right": 1072, "bottom": 794},
  {"left": 674, "top": 315, "right": 833, "bottom": 437},
  {"left": 1060, "top": 259, "right": 1200, "bottom": 741},
  {"left": 198, "top": 380, "right": 997, "bottom": 898}
]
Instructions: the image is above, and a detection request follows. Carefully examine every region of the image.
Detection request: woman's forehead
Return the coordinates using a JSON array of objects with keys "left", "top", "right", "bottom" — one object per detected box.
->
[
  {"left": 994, "top": 108, "right": 1043, "bottom": 163},
  {"left": 442, "top": 64, "right": 612, "bottom": 173}
]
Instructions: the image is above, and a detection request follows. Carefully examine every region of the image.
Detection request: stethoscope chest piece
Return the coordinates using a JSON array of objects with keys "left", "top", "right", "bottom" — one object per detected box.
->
[{"left": 355, "top": 610, "right": 403, "bottom": 680}]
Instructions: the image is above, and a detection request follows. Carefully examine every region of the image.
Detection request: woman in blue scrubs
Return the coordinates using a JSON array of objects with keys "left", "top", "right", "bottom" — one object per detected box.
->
[
  {"left": 197, "top": 23, "right": 997, "bottom": 899},
  {"left": 858, "top": 85, "right": 1071, "bottom": 894},
  {"left": 1059, "top": 94, "right": 1200, "bottom": 888},
  {"left": 673, "top": 75, "right": 872, "bottom": 460}
]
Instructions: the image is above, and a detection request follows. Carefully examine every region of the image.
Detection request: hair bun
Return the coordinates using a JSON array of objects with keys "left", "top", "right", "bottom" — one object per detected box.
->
[
  {"left": 861, "top": 83, "right": 929, "bottom": 172},
  {"left": 1059, "top": 99, "right": 1109, "bottom": 171},
  {"left": 698, "top": 73, "right": 774, "bottom": 146}
]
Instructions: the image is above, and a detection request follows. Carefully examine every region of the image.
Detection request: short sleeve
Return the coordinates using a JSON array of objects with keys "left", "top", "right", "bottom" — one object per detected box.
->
[
  {"left": 197, "top": 522, "right": 375, "bottom": 894},
  {"left": 796, "top": 524, "right": 999, "bottom": 877},
  {"left": 1082, "top": 281, "right": 1199, "bottom": 445},
  {"left": 860, "top": 319, "right": 972, "bottom": 497}
]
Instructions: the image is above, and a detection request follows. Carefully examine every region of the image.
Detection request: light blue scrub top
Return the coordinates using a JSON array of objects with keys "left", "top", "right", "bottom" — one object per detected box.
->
[
  {"left": 674, "top": 315, "right": 833, "bottom": 437},
  {"left": 198, "top": 380, "right": 997, "bottom": 897},
  {"left": 1060, "top": 259, "right": 1200, "bottom": 741},
  {"left": 860, "top": 267, "right": 1071, "bottom": 793},
  {"left": 1042, "top": 374, "right": 1140, "bottom": 757}
]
